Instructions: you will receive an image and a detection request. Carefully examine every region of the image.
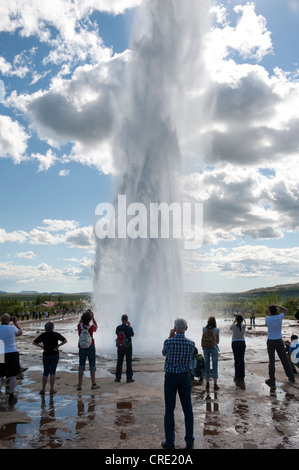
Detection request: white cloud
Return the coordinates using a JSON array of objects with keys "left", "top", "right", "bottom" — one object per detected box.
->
[
  {"left": 207, "top": 245, "right": 299, "bottom": 279},
  {"left": 38, "top": 219, "right": 79, "bottom": 232},
  {"left": 28, "top": 228, "right": 64, "bottom": 246},
  {"left": 0, "top": 219, "right": 95, "bottom": 251},
  {"left": 0, "top": 55, "right": 29, "bottom": 78},
  {"left": 183, "top": 159, "right": 299, "bottom": 246},
  {"left": 3, "top": 1, "right": 296, "bottom": 178},
  {"left": 207, "top": 3, "right": 273, "bottom": 68},
  {"left": 182, "top": 244, "right": 299, "bottom": 285},
  {"left": 6, "top": 52, "right": 129, "bottom": 172},
  {"left": 28, "top": 224, "right": 95, "bottom": 249},
  {"left": 0, "top": 228, "right": 28, "bottom": 244},
  {"left": 0, "top": 260, "right": 89, "bottom": 286},
  {"left": 59, "top": 169, "right": 70, "bottom": 176},
  {"left": 0, "top": 115, "right": 29, "bottom": 163},
  {"left": 82, "top": 0, "right": 143, "bottom": 14},
  {"left": 0, "top": 0, "right": 138, "bottom": 75},
  {"left": 173, "top": 3, "right": 299, "bottom": 256},
  {"left": 14, "top": 251, "right": 37, "bottom": 259},
  {"left": 63, "top": 226, "right": 95, "bottom": 249},
  {"left": 0, "top": 0, "right": 142, "bottom": 37},
  {"left": 68, "top": 140, "right": 115, "bottom": 174},
  {"left": 32, "top": 149, "right": 57, "bottom": 172}
]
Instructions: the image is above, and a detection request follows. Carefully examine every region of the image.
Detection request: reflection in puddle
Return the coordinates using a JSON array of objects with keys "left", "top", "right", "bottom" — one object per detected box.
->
[
  {"left": 0, "top": 396, "right": 138, "bottom": 448},
  {"left": 75, "top": 395, "right": 96, "bottom": 436},
  {"left": 0, "top": 392, "right": 98, "bottom": 449},
  {"left": 38, "top": 396, "right": 62, "bottom": 448},
  {"left": 202, "top": 392, "right": 221, "bottom": 447},
  {"left": 0, "top": 423, "right": 18, "bottom": 441},
  {"left": 114, "top": 401, "right": 135, "bottom": 440},
  {"left": 233, "top": 398, "right": 249, "bottom": 434}
]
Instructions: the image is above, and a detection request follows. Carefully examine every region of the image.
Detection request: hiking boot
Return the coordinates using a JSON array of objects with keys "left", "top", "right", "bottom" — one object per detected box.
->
[{"left": 91, "top": 384, "right": 100, "bottom": 389}]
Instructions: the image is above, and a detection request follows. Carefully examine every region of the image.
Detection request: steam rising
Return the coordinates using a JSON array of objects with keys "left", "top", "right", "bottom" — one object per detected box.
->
[{"left": 94, "top": 0, "right": 211, "bottom": 354}]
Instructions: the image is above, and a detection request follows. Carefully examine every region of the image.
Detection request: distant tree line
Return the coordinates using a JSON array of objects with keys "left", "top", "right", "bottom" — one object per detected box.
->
[
  {"left": 0, "top": 293, "right": 90, "bottom": 317},
  {"left": 203, "top": 291, "right": 299, "bottom": 318}
]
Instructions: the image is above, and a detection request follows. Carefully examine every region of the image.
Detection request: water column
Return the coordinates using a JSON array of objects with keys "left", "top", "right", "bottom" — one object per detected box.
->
[{"left": 94, "top": 0, "right": 211, "bottom": 354}]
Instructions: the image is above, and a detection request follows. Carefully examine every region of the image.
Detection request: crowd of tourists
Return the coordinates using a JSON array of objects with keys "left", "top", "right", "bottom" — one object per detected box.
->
[{"left": 0, "top": 304, "right": 298, "bottom": 449}]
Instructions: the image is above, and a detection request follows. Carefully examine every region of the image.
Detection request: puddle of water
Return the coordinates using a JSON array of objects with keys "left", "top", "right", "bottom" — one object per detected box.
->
[
  {"left": 0, "top": 391, "right": 100, "bottom": 449},
  {"left": 114, "top": 401, "right": 135, "bottom": 429}
]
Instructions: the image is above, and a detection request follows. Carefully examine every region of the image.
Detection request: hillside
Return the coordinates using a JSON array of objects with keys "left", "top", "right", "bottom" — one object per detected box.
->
[
  {"left": 244, "top": 282, "right": 299, "bottom": 294},
  {"left": 241, "top": 282, "right": 299, "bottom": 300}
]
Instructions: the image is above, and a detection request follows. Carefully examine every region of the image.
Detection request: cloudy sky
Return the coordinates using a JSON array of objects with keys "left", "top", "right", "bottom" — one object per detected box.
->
[{"left": 0, "top": 0, "right": 299, "bottom": 294}]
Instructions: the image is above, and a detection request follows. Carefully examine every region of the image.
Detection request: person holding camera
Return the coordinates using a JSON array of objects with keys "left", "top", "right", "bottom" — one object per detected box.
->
[
  {"left": 162, "top": 318, "right": 195, "bottom": 449},
  {"left": 0, "top": 313, "right": 23, "bottom": 404},
  {"left": 265, "top": 304, "right": 295, "bottom": 388},
  {"left": 230, "top": 314, "right": 246, "bottom": 384},
  {"left": 77, "top": 309, "right": 100, "bottom": 391}
]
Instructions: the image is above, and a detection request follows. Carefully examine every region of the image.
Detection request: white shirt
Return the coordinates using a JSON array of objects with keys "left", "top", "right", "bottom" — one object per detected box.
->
[
  {"left": 0, "top": 325, "right": 18, "bottom": 353},
  {"left": 266, "top": 313, "right": 284, "bottom": 340}
]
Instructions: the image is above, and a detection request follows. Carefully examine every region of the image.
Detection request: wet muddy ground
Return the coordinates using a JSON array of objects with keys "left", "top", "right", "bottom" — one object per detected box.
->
[{"left": 0, "top": 316, "right": 298, "bottom": 450}]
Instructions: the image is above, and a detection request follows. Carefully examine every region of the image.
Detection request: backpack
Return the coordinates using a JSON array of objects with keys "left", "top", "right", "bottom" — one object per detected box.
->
[
  {"left": 116, "top": 330, "right": 130, "bottom": 350},
  {"left": 192, "top": 354, "right": 205, "bottom": 378},
  {"left": 79, "top": 325, "right": 92, "bottom": 349},
  {"left": 201, "top": 327, "right": 216, "bottom": 349}
]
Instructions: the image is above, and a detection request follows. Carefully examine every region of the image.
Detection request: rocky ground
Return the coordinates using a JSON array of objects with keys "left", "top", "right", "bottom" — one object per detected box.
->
[{"left": 0, "top": 315, "right": 298, "bottom": 451}]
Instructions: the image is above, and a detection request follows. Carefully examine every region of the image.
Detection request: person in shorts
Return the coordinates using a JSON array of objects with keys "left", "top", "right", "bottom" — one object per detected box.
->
[
  {"left": 33, "top": 321, "right": 67, "bottom": 395},
  {"left": 0, "top": 313, "right": 23, "bottom": 404}
]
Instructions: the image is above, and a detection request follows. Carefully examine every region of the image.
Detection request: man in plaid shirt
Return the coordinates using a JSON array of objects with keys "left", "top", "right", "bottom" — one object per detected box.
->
[{"left": 162, "top": 318, "right": 195, "bottom": 449}]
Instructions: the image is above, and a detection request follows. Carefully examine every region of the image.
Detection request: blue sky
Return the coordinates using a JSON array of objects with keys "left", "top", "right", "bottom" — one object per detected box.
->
[{"left": 0, "top": 0, "right": 299, "bottom": 293}]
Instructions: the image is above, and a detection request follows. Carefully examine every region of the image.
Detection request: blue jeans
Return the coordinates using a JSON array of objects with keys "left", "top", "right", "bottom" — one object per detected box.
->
[
  {"left": 203, "top": 347, "right": 218, "bottom": 379},
  {"left": 164, "top": 372, "right": 194, "bottom": 448},
  {"left": 78, "top": 344, "right": 96, "bottom": 371}
]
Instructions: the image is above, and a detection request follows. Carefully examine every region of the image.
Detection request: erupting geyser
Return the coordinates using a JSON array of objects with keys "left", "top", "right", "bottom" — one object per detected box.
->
[{"left": 93, "top": 0, "right": 211, "bottom": 354}]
